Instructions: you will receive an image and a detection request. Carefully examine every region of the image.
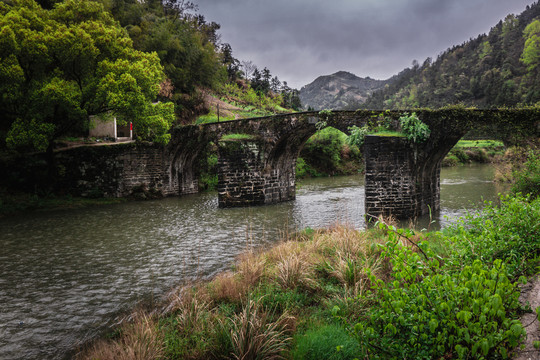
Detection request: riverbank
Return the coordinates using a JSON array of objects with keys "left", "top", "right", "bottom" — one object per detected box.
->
[
  {"left": 441, "top": 139, "right": 505, "bottom": 167},
  {"left": 76, "top": 193, "right": 540, "bottom": 360}
]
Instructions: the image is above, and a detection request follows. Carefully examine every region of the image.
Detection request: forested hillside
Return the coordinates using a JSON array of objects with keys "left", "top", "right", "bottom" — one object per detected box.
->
[
  {"left": 363, "top": 2, "right": 540, "bottom": 109},
  {"left": 0, "top": 0, "right": 301, "bottom": 155}
]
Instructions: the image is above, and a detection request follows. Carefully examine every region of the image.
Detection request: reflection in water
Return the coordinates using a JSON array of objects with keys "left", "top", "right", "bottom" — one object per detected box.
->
[{"left": 0, "top": 165, "right": 498, "bottom": 359}]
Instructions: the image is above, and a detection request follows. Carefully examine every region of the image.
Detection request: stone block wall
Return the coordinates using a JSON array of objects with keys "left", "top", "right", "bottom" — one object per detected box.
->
[
  {"left": 217, "top": 140, "right": 295, "bottom": 207},
  {"left": 364, "top": 135, "right": 440, "bottom": 220},
  {"left": 53, "top": 143, "right": 166, "bottom": 197},
  {"left": 51, "top": 143, "right": 200, "bottom": 198}
]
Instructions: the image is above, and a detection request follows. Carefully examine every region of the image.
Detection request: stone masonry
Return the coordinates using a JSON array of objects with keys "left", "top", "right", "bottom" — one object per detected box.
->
[
  {"left": 217, "top": 139, "right": 295, "bottom": 207},
  {"left": 364, "top": 135, "right": 440, "bottom": 220}
]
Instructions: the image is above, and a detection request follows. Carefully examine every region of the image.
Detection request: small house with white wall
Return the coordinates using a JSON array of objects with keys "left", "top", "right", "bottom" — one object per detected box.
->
[{"left": 89, "top": 116, "right": 132, "bottom": 142}]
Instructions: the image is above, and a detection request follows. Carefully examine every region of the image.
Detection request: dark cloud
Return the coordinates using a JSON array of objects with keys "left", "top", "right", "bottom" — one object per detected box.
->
[{"left": 194, "top": 0, "right": 534, "bottom": 88}]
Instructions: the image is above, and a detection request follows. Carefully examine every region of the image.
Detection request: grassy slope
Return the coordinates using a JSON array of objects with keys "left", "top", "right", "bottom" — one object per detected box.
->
[{"left": 196, "top": 84, "right": 291, "bottom": 124}]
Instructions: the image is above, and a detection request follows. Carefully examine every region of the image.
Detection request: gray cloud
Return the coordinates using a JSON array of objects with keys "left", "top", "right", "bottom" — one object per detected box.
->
[{"left": 194, "top": 0, "right": 534, "bottom": 88}]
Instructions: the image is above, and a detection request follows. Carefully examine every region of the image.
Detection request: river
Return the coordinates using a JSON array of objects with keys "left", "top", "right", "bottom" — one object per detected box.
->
[{"left": 0, "top": 164, "right": 502, "bottom": 359}]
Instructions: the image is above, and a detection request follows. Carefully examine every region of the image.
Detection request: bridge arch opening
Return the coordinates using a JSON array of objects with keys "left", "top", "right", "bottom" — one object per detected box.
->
[{"left": 296, "top": 126, "right": 363, "bottom": 178}]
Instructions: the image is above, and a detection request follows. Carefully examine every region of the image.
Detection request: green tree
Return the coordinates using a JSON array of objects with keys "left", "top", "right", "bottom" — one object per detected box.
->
[
  {"left": 0, "top": 0, "right": 174, "bottom": 154},
  {"left": 521, "top": 19, "right": 540, "bottom": 71},
  {"left": 105, "top": 0, "right": 226, "bottom": 120}
]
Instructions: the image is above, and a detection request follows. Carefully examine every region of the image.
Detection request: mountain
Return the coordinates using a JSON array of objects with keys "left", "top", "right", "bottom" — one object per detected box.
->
[
  {"left": 362, "top": 2, "right": 540, "bottom": 109},
  {"left": 299, "top": 71, "right": 390, "bottom": 110}
]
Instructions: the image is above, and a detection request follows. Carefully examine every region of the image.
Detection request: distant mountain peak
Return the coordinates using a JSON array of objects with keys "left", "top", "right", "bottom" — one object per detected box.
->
[{"left": 299, "top": 71, "right": 390, "bottom": 110}]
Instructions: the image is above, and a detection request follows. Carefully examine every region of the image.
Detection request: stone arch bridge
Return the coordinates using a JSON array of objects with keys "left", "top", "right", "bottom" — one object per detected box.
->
[{"left": 161, "top": 109, "right": 538, "bottom": 219}]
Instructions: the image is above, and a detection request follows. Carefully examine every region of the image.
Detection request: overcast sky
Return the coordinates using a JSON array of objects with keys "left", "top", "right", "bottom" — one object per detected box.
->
[{"left": 194, "top": 0, "right": 535, "bottom": 89}]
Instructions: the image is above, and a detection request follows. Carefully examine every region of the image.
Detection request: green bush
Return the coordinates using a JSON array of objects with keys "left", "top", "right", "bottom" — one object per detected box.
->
[
  {"left": 295, "top": 157, "right": 322, "bottom": 178},
  {"left": 291, "top": 324, "right": 360, "bottom": 360},
  {"left": 343, "top": 225, "right": 526, "bottom": 359},
  {"left": 443, "top": 194, "right": 540, "bottom": 277},
  {"left": 512, "top": 150, "right": 540, "bottom": 199},
  {"left": 451, "top": 148, "right": 470, "bottom": 163},
  {"left": 442, "top": 154, "right": 459, "bottom": 167},
  {"left": 354, "top": 257, "right": 524, "bottom": 359},
  {"left": 346, "top": 125, "right": 369, "bottom": 147},
  {"left": 300, "top": 128, "right": 351, "bottom": 176},
  {"left": 399, "top": 112, "right": 431, "bottom": 143},
  {"left": 198, "top": 152, "right": 219, "bottom": 191}
]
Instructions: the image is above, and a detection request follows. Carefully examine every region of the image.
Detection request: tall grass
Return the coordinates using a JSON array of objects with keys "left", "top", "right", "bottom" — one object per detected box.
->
[
  {"left": 227, "top": 297, "right": 293, "bottom": 360},
  {"left": 76, "top": 311, "right": 164, "bottom": 360}
]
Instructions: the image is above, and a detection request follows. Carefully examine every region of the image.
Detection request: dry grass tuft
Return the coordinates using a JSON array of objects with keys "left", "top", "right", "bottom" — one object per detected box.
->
[
  {"left": 174, "top": 291, "right": 211, "bottom": 333},
  {"left": 236, "top": 251, "right": 265, "bottom": 287},
  {"left": 227, "top": 297, "right": 293, "bottom": 360},
  {"left": 208, "top": 271, "right": 249, "bottom": 304},
  {"left": 76, "top": 312, "right": 164, "bottom": 360},
  {"left": 206, "top": 251, "right": 265, "bottom": 304},
  {"left": 275, "top": 252, "right": 316, "bottom": 290}
]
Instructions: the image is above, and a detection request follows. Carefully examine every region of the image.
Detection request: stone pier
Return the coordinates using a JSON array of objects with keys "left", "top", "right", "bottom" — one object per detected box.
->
[
  {"left": 364, "top": 135, "right": 440, "bottom": 220},
  {"left": 217, "top": 139, "right": 296, "bottom": 207}
]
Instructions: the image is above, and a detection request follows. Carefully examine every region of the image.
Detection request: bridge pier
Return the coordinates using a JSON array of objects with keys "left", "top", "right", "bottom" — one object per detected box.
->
[
  {"left": 217, "top": 139, "right": 295, "bottom": 207},
  {"left": 364, "top": 135, "right": 440, "bottom": 220}
]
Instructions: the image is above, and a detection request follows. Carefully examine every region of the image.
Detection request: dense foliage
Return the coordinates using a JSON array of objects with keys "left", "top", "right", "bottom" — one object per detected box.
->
[
  {"left": 512, "top": 149, "right": 540, "bottom": 199},
  {"left": 0, "top": 0, "right": 175, "bottom": 152},
  {"left": 0, "top": 0, "right": 302, "bottom": 158},
  {"left": 363, "top": 2, "right": 540, "bottom": 108},
  {"left": 399, "top": 112, "right": 430, "bottom": 143},
  {"left": 340, "top": 194, "right": 539, "bottom": 359},
  {"left": 100, "top": 0, "right": 227, "bottom": 120},
  {"left": 297, "top": 127, "right": 363, "bottom": 177}
]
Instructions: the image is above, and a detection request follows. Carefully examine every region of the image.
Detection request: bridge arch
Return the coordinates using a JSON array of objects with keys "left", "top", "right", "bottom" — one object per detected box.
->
[{"left": 166, "top": 109, "right": 538, "bottom": 219}]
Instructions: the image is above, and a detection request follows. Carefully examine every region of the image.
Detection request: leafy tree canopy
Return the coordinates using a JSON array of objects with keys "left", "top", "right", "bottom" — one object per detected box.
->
[
  {"left": 521, "top": 19, "right": 540, "bottom": 71},
  {"left": 102, "top": 0, "right": 226, "bottom": 120},
  {"left": 0, "top": 0, "right": 175, "bottom": 153}
]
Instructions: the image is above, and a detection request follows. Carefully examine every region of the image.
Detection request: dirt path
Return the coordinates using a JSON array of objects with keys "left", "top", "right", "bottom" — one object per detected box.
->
[
  {"left": 204, "top": 93, "right": 245, "bottom": 119},
  {"left": 514, "top": 275, "right": 540, "bottom": 360}
]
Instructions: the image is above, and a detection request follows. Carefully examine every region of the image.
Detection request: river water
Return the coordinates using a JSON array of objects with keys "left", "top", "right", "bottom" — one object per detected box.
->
[{"left": 0, "top": 164, "right": 501, "bottom": 359}]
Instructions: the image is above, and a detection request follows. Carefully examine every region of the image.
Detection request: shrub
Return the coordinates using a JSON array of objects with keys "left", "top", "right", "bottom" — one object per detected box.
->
[
  {"left": 443, "top": 194, "right": 540, "bottom": 277},
  {"left": 344, "top": 226, "right": 526, "bottom": 360},
  {"left": 451, "top": 148, "right": 470, "bottom": 163},
  {"left": 399, "top": 112, "right": 431, "bottom": 143},
  {"left": 291, "top": 324, "right": 360, "bottom": 360},
  {"left": 512, "top": 150, "right": 540, "bottom": 199},
  {"left": 300, "top": 128, "right": 348, "bottom": 175},
  {"left": 295, "top": 157, "right": 322, "bottom": 178},
  {"left": 442, "top": 154, "right": 459, "bottom": 167},
  {"left": 346, "top": 125, "right": 369, "bottom": 147}
]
